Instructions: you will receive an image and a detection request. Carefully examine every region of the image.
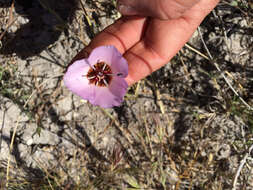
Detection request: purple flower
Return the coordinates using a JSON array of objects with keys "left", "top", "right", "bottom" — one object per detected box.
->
[{"left": 64, "top": 45, "right": 128, "bottom": 108}]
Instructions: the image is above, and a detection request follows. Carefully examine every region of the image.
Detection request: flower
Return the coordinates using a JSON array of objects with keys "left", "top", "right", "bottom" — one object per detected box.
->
[{"left": 64, "top": 45, "right": 128, "bottom": 108}]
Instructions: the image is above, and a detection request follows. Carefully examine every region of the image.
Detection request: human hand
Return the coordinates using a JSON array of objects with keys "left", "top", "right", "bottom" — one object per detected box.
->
[
  {"left": 71, "top": 0, "right": 220, "bottom": 85},
  {"left": 117, "top": 0, "right": 201, "bottom": 19}
]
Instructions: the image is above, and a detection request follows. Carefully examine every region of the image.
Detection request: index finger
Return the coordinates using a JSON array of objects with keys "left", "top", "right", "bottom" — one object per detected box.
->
[{"left": 71, "top": 16, "right": 146, "bottom": 62}]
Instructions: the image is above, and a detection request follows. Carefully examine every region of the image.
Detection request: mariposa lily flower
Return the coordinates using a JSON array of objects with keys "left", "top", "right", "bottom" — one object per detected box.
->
[{"left": 64, "top": 45, "right": 128, "bottom": 108}]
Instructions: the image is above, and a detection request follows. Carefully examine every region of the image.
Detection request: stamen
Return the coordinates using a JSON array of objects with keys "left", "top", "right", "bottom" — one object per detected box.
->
[
  {"left": 102, "top": 63, "right": 107, "bottom": 71},
  {"left": 86, "top": 62, "right": 113, "bottom": 87},
  {"left": 103, "top": 79, "right": 109, "bottom": 87},
  {"left": 87, "top": 76, "right": 96, "bottom": 80}
]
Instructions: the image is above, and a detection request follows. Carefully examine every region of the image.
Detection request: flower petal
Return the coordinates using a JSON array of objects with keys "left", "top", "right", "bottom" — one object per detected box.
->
[
  {"left": 88, "top": 45, "right": 128, "bottom": 77},
  {"left": 64, "top": 59, "right": 95, "bottom": 101},
  {"left": 90, "top": 78, "right": 128, "bottom": 108},
  {"left": 110, "top": 52, "right": 128, "bottom": 78}
]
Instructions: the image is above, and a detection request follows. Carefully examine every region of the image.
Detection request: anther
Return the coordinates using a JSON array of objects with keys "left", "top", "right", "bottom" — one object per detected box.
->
[
  {"left": 87, "top": 76, "right": 96, "bottom": 80},
  {"left": 103, "top": 79, "right": 109, "bottom": 87},
  {"left": 102, "top": 63, "right": 107, "bottom": 71}
]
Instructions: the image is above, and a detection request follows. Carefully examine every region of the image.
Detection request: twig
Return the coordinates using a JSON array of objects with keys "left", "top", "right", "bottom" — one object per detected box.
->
[
  {"left": 5, "top": 115, "right": 21, "bottom": 187},
  {"left": 7, "top": 0, "right": 14, "bottom": 26},
  {"left": 5, "top": 74, "right": 63, "bottom": 187},
  {"left": 184, "top": 43, "right": 210, "bottom": 61},
  {"left": 23, "top": 74, "right": 63, "bottom": 108},
  {"left": 79, "top": 0, "right": 92, "bottom": 27},
  {"left": 101, "top": 108, "right": 133, "bottom": 144},
  {"left": 156, "top": 89, "right": 165, "bottom": 114},
  {"left": 0, "top": 18, "right": 17, "bottom": 42},
  {"left": 0, "top": 0, "right": 16, "bottom": 42},
  {"left": 134, "top": 81, "right": 141, "bottom": 97},
  {"left": 232, "top": 144, "right": 253, "bottom": 190},
  {"left": 196, "top": 27, "right": 253, "bottom": 111}
]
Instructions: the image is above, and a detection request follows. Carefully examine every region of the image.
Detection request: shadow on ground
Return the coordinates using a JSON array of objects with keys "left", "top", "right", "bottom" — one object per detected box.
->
[{"left": 0, "top": 0, "right": 78, "bottom": 59}]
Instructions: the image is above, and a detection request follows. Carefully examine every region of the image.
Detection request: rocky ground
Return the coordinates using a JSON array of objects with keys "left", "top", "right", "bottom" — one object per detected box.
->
[{"left": 0, "top": 0, "right": 253, "bottom": 189}]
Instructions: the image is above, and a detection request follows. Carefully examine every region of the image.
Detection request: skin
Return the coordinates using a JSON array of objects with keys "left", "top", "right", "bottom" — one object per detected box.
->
[
  {"left": 117, "top": 0, "right": 201, "bottom": 19},
  {"left": 72, "top": 0, "right": 220, "bottom": 85}
]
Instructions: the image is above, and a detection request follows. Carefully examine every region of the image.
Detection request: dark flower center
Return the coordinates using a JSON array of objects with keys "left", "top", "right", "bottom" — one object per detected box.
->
[{"left": 86, "top": 61, "right": 112, "bottom": 87}]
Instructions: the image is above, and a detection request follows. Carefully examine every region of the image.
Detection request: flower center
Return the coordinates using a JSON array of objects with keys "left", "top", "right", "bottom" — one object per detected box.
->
[{"left": 86, "top": 61, "right": 113, "bottom": 87}]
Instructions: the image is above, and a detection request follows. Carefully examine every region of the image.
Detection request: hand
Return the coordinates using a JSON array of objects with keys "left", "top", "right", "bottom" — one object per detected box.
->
[
  {"left": 117, "top": 0, "right": 201, "bottom": 20},
  {"left": 72, "top": 0, "right": 220, "bottom": 85}
]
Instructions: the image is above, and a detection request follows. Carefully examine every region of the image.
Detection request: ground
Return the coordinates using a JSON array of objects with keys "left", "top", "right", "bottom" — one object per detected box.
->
[{"left": 0, "top": 0, "right": 253, "bottom": 189}]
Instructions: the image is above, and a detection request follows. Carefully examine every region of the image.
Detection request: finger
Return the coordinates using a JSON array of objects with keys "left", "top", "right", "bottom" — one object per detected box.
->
[
  {"left": 124, "top": 0, "right": 220, "bottom": 85},
  {"left": 71, "top": 16, "right": 146, "bottom": 63},
  {"left": 117, "top": 0, "right": 200, "bottom": 20}
]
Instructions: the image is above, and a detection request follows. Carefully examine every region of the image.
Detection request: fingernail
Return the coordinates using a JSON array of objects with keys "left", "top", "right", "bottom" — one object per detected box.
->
[{"left": 117, "top": 3, "right": 137, "bottom": 15}]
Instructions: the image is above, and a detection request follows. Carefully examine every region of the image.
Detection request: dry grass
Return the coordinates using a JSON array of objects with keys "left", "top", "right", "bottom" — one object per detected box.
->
[{"left": 0, "top": 0, "right": 253, "bottom": 189}]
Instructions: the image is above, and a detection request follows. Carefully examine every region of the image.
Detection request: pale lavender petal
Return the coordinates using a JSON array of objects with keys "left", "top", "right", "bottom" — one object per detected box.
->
[
  {"left": 88, "top": 46, "right": 113, "bottom": 66},
  {"left": 110, "top": 51, "right": 128, "bottom": 78},
  {"left": 88, "top": 45, "right": 128, "bottom": 77},
  {"left": 90, "top": 78, "right": 128, "bottom": 108},
  {"left": 64, "top": 59, "right": 95, "bottom": 101},
  {"left": 109, "top": 78, "right": 128, "bottom": 97}
]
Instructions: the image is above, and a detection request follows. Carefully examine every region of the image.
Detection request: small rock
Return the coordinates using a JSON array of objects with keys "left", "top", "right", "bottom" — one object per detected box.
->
[{"left": 166, "top": 168, "right": 179, "bottom": 185}]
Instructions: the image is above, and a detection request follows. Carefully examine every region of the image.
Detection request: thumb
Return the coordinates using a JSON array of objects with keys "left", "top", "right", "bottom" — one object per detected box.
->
[{"left": 117, "top": 0, "right": 200, "bottom": 20}]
